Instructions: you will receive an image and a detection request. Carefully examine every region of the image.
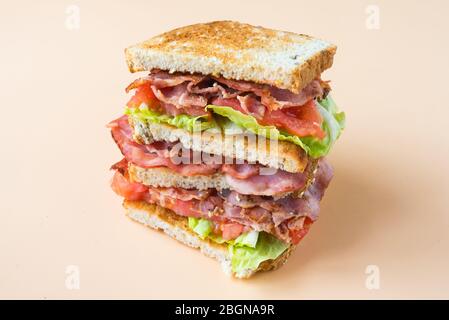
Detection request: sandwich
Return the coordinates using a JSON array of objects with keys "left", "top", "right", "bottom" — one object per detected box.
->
[{"left": 108, "top": 21, "right": 345, "bottom": 278}]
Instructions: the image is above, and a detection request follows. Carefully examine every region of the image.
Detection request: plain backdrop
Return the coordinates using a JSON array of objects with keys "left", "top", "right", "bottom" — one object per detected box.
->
[{"left": 0, "top": 0, "right": 448, "bottom": 299}]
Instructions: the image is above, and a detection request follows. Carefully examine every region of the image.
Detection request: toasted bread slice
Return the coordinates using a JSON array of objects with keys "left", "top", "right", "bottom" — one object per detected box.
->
[
  {"left": 124, "top": 200, "right": 295, "bottom": 278},
  {"left": 129, "top": 165, "right": 228, "bottom": 190},
  {"left": 125, "top": 21, "right": 336, "bottom": 93},
  {"left": 130, "top": 116, "right": 309, "bottom": 173}
]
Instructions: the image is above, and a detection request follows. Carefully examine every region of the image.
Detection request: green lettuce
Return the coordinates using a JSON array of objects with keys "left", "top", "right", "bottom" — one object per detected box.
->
[
  {"left": 300, "top": 96, "right": 346, "bottom": 157},
  {"left": 206, "top": 95, "right": 345, "bottom": 158},
  {"left": 127, "top": 96, "right": 345, "bottom": 158},
  {"left": 187, "top": 217, "right": 287, "bottom": 274},
  {"left": 233, "top": 230, "right": 259, "bottom": 248},
  {"left": 188, "top": 217, "right": 213, "bottom": 239},
  {"left": 125, "top": 105, "right": 216, "bottom": 132},
  {"left": 230, "top": 232, "right": 289, "bottom": 274}
]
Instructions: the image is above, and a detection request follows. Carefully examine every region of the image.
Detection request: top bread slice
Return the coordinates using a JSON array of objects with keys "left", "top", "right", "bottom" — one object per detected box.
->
[{"left": 125, "top": 21, "right": 336, "bottom": 93}]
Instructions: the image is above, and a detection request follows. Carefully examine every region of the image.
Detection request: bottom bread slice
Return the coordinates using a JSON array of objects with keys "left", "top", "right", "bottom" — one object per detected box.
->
[{"left": 123, "top": 200, "right": 295, "bottom": 278}]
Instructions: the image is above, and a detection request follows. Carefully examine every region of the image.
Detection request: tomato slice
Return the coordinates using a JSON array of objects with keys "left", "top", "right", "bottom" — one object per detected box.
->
[
  {"left": 289, "top": 217, "right": 313, "bottom": 244},
  {"left": 126, "top": 83, "right": 157, "bottom": 109},
  {"left": 212, "top": 97, "right": 325, "bottom": 139},
  {"left": 166, "top": 198, "right": 202, "bottom": 218},
  {"left": 221, "top": 223, "right": 245, "bottom": 240},
  {"left": 110, "top": 171, "right": 148, "bottom": 201},
  {"left": 261, "top": 100, "right": 325, "bottom": 139}
]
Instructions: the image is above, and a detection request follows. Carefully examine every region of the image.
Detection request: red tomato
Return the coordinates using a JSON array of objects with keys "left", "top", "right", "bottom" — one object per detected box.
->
[
  {"left": 126, "top": 83, "right": 157, "bottom": 109},
  {"left": 289, "top": 217, "right": 313, "bottom": 244},
  {"left": 170, "top": 199, "right": 202, "bottom": 218},
  {"left": 262, "top": 100, "right": 325, "bottom": 139},
  {"left": 290, "top": 99, "right": 323, "bottom": 124},
  {"left": 213, "top": 97, "right": 325, "bottom": 139},
  {"left": 221, "top": 223, "right": 245, "bottom": 240},
  {"left": 110, "top": 171, "right": 148, "bottom": 201}
]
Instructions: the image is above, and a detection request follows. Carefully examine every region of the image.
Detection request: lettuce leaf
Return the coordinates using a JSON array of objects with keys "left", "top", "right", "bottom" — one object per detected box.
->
[
  {"left": 187, "top": 218, "right": 287, "bottom": 273},
  {"left": 230, "top": 232, "right": 289, "bottom": 274},
  {"left": 206, "top": 95, "right": 345, "bottom": 158},
  {"left": 125, "top": 105, "right": 216, "bottom": 132},
  {"left": 188, "top": 217, "right": 213, "bottom": 239},
  {"left": 300, "top": 96, "right": 346, "bottom": 157},
  {"left": 233, "top": 230, "right": 259, "bottom": 248}
]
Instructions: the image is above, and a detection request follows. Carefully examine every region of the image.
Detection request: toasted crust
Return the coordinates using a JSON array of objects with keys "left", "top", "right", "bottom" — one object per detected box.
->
[
  {"left": 130, "top": 117, "right": 308, "bottom": 173},
  {"left": 123, "top": 200, "right": 295, "bottom": 278},
  {"left": 125, "top": 21, "right": 336, "bottom": 93}
]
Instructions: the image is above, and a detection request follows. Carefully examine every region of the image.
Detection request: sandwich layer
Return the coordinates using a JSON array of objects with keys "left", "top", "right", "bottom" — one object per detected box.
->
[
  {"left": 125, "top": 21, "right": 336, "bottom": 93},
  {"left": 124, "top": 69, "right": 344, "bottom": 160},
  {"left": 128, "top": 162, "right": 317, "bottom": 198},
  {"left": 111, "top": 158, "right": 333, "bottom": 244},
  {"left": 110, "top": 115, "right": 315, "bottom": 197},
  {"left": 124, "top": 199, "right": 295, "bottom": 278},
  {"left": 131, "top": 117, "right": 309, "bottom": 173}
]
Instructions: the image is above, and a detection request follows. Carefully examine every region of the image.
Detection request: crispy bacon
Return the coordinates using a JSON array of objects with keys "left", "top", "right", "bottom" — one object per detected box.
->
[
  {"left": 224, "top": 168, "right": 308, "bottom": 196},
  {"left": 155, "top": 187, "right": 212, "bottom": 201},
  {"left": 236, "top": 95, "right": 266, "bottom": 119},
  {"left": 221, "top": 159, "right": 333, "bottom": 243},
  {"left": 221, "top": 163, "right": 260, "bottom": 179},
  {"left": 126, "top": 70, "right": 329, "bottom": 139},
  {"left": 110, "top": 158, "right": 333, "bottom": 244},
  {"left": 188, "top": 81, "right": 240, "bottom": 98},
  {"left": 214, "top": 77, "right": 324, "bottom": 109},
  {"left": 109, "top": 115, "right": 220, "bottom": 176},
  {"left": 151, "top": 83, "right": 208, "bottom": 109}
]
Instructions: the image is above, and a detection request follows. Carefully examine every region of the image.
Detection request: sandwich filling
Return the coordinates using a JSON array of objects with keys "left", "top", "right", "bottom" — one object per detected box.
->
[
  {"left": 109, "top": 115, "right": 316, "bottom": 196},
  {"left": 125, "top": 70, "right": 345, "bottom": 158},
  {"left": 110, "top": 71, "right": 342, "bottom": 274},
  {"left": 111, "top": 157, "right": 332, "bottom": 245}
]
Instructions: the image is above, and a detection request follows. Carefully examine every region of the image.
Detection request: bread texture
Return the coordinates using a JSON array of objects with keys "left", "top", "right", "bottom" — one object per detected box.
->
[
  {"left": 125, "top": 21, "right": 336, "bottom": 93},
  {"left": 123, "top": 200, "right": 295, "bottom": 278},
  {"left": 130, "top": 116, "right": 309, "bottom": 173},
  {"left": 129, "top": 165, "right": 228, "bottom": 190}
]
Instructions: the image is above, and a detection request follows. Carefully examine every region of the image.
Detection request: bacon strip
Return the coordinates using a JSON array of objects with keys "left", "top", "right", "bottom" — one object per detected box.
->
[
  {"left": 214, "top": 77, "right": 324, "bottom": 110},
  {"left": 224, "top": 169, "right": 308, "bottom": 196},
  {"left": 220, "top": 159, "right": 333, "bottom": 243},
  {"left": 221, "top": 163, "right": 260, "bottom": 179},
  {"left": 110, "top": 115, "right": 220, "bottom": 176}
]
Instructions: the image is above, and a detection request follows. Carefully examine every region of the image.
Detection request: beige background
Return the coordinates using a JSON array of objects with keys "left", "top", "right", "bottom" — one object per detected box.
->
[{"left": 1, "top": 0, "right": 448, "bottom": 299}]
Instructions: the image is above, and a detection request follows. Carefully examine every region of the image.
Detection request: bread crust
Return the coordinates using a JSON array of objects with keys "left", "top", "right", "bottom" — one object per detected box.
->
[
  {"left": 129, "top": 165, "right": 228, "bottom": 190},
  {"left": 123, "top": 200, "right": 295, "bottom": 278},
  {"left": 125, "top": 21, "right": 336, "bottom": 93}
]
